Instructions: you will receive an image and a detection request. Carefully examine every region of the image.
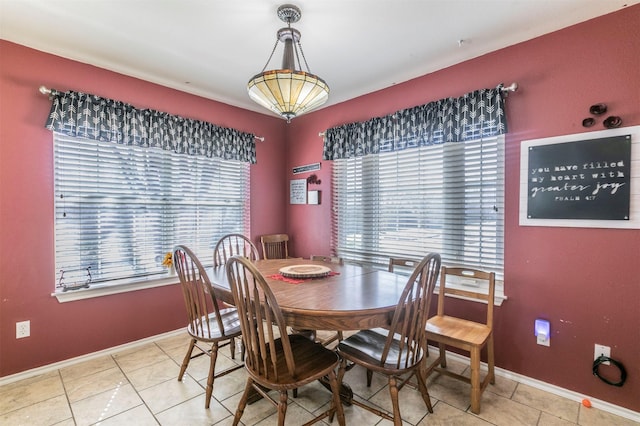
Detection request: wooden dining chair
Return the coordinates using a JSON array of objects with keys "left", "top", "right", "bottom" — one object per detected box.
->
[
  {"left": 425, "top": 266, "right": 496, "bottom": 414},
  {"left": 173, "top": 245, "right": 244, "bottom": 408},
  {"left": 336, "top": 253, "right": 441, "bottom": 426},
  {"left": 260, "top": 233, "right": 289, "bottom": 259},
  {"left": 388, "top": 257, "right": 417, "bottom": 273},
  {"left": 213, "top": 233, "right": 260, "bottom": 267},
  {"left": 226, "top": 255, "right": 346, "bottom": 426}
]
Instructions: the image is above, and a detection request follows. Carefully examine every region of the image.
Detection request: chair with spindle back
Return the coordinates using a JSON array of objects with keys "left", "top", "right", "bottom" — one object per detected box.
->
[
  {"left": 173, "top": 245, "right": 243, "bottom": 408},
  {"left": 213, "top": 233, "right": 260, "bottom": 266},
  {"left": 212, "top": 233, "right": 259, "bottom": 358},
  {"left": 260, "top": 233, "right": 290, "bottom": 259},
  {"left": 226, "top": 255, "right": 345, "bottom": 426},
  {"left": 336, "top": 253, "right": 441, "bottom": 425}
]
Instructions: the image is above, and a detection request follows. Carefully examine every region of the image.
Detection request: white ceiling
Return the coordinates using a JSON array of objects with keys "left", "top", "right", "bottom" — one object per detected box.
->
[{"left": 1, "top": 0, "right": 636, "bottom": 118}]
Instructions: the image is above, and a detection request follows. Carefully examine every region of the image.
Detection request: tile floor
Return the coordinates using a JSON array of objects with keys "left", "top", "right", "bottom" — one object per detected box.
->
[{"left": 0, "top": 331, "right": 637, "bottom": 426}]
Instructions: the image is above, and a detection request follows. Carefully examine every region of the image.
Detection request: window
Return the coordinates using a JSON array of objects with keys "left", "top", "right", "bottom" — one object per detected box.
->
[
  {"left": 332, "top": 136, "right": 504, "bottom": 279},
  {"left": 53, "top": 133, "right": 250, "bottom": 293}
]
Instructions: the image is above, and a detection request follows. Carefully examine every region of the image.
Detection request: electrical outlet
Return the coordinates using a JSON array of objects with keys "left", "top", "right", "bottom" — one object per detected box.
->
[
  {"left": 594, "top": 344, "right": 610, "bottom": 365},
  {"left": 16, "top": 320, "right": 30, "bottom": 339}
]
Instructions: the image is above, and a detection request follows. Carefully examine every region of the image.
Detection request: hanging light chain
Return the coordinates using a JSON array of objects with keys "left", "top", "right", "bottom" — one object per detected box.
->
[
  {"left": 260, "top": 37, "right": 281, "bottom": 73},
  {"left": 296, "top": 36, "right": 312, "bottom": 73},
  {"left": 258, "top": 5, "right": 313, "bottom": 74}
]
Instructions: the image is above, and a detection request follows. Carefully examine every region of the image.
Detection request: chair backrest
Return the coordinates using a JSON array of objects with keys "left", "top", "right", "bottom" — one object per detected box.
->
[
  {"left": 437, "top": 266, "right": 496, "bottom": 328},
  {"left": 213, "top": 233, "right": 260, "bottom": 267},
  {"left": 381, "top": 253, "right": 441, "bottom": 369},
  {"left": 388, "top": 257, "right": 417, "bottom": 273},
  {"left": 310, "top": 255, "right": 344, "bottom": 265},
  {"left": 174, "top": 245, "right": 229, "bottom": 339},
  {"left": 260, "top": 234, "right": 289, "bottom": 259},
  {"left": 226, "top": 255, "right": 296, "bottom": 380}
]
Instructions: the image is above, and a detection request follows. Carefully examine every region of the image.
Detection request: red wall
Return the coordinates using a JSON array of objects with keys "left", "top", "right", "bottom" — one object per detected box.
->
[
  {"left": 286, "top": 6, "right": 640, "bottom": 412},
  {"left": 1, "top": 4, "right": 639, "bottom": 414},
  {"left": 0, "top": 40, "right": 286, "bottom": 376}
]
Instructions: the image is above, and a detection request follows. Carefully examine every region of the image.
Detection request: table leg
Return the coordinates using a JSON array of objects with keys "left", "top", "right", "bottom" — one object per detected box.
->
[
  {"left": 290, "top": 328, "right": 316, "bottom": 341},
  {"left": 319, "top": 376, "right": 353, "bottom": 406}
]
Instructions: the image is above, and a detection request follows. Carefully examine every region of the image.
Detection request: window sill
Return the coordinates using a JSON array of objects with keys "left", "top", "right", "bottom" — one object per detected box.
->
[{"left": 53, "top": 274, "right": 180, "bottom": 303}]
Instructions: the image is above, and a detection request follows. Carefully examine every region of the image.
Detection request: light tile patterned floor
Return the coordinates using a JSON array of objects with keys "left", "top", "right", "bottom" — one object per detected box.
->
[{"left": 0, "top": 332, "right": 637, "bottom": 426}]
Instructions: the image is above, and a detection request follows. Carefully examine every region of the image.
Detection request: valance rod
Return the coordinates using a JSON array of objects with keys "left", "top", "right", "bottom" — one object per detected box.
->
[
  {"left": 39, "top": 85, "right": 54, "bottom": 95},
  {"left": 318, "top": 82, "right": 518, "bottom": 137},
  {"left": 502, "top": 82, "right": 518, "bottom": 92},
  {"left": 38, "top": 86, "right": 265, "bottom": 142}
]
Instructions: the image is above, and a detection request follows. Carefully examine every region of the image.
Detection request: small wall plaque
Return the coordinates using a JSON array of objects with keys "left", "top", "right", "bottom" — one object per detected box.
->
[{"left": 293, "top": 162, "right": 321, "bottom": 174}]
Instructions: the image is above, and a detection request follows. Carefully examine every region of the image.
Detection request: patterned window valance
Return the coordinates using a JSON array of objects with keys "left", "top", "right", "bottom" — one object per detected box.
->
[
  {"left": 323, "top": 85, "right": 507, "bottom": 160},
  {"left": 45, "top": 90, "right": 257, "bottom": 163}
]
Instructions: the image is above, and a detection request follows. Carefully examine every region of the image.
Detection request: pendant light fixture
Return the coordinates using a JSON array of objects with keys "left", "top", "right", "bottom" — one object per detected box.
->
[{"left": 247, "top": 4, "right": 329, "bottom": 122}]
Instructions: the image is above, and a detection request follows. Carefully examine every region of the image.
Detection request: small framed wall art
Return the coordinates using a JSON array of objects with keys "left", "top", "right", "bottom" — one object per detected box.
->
[{"left": 290, "top": 179, "right": 307, "bottom": 204}]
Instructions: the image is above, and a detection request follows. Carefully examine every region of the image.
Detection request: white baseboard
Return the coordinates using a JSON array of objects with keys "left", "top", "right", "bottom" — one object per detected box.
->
[
  {"left": 0, "top": 328, "right": 183, "bottom": 387},
  {"left": 1, "top": 333, "right": 638, "bottom": 423},
  {"left": 439, "top": 349, "right": 640, "bottom": 423}
]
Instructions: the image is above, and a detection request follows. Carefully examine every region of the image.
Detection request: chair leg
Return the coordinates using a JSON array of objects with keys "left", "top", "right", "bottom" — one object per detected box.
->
[
  {"left": 469, "top": 346, "right": 481, "bottom": 414},
  {"left": 415, "top": 366, "right": 434, "bottom": 413},
  {"left": 423, "top": 346, "right": 439, "bottom": 379},
  {"left": 487, "top": 335, "right": 495, "bottom": 385},
  {"left": 327, "top": 369, "right": 346, "bottom": 426},
  {"left": 388, "top": 375, "right": 402, "bottom": 426},
  {"left": 337, "top": 357, "right": 348, "bottom": 389},
  {"left": 438, "top": 343, "right": 447, "bottom": 368},
  {"left": 233, "top": 378, "right": 253, "bottom": 426},
  {"left": 230, "top": 337, "right": 236, "bottom": 359},
  {"left": 205, "top": 343, "right": 219, "bottom": 408},
  {"left": 366, "top": 369, "right": 373, "bottom": 387},
  {"left": 178, "top": 338, "right": 196, "bottom": 381},
  {"left": 277, "top": 390, "right": 288, "bottom": 426}
]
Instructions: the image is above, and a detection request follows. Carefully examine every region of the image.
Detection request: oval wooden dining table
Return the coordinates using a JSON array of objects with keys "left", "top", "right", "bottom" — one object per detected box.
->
[{"left": 207, "top": 258, "right": 409, "bottom": 331}]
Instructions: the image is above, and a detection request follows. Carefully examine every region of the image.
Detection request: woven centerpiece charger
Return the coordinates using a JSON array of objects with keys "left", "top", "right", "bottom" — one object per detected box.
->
[{"left": 279, "top": 264, "right": 331, "bottom": 279}]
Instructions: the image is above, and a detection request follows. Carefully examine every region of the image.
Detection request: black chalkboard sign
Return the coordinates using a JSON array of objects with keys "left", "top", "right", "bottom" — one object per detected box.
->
[{"left": 527, "top": 135, "right": 631, "bottom": 220}]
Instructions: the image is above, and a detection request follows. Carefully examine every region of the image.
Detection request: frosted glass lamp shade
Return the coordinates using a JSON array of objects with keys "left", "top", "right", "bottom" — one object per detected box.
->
[{"left": 248, "top": 69, "right": 329, "bottom": 122}]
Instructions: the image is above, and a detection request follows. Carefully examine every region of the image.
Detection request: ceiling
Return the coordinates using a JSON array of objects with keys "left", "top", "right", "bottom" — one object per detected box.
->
[{"left": 1, "top": 0, "right": 636, "bottom": 119}]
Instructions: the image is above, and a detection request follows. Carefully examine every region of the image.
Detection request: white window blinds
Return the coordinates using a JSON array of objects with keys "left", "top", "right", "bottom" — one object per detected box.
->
[
  {"left": 53, "top": 133, "right": 250, "bottom": 289},
  {"left": 332, "top": 136, "right": 504, "bottom": 278}
]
